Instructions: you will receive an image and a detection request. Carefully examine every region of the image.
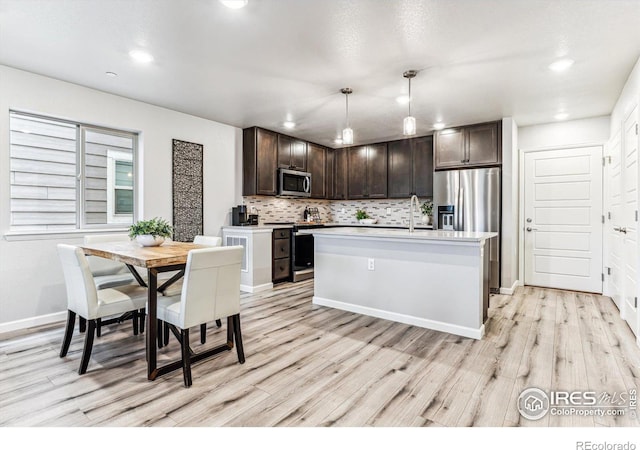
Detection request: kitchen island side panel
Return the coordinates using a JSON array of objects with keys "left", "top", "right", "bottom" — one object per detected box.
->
[{"left": 312, "top": 235, "right": 487, "bottom": 339}]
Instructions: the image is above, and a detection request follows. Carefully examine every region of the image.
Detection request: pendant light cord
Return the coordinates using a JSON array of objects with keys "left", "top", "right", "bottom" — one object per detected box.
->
[
  {"left": 408, "top": 77, "right": 412, "bottom": 117},
  {"left": 345, "top": 91, "right": 349, "bottom": 128}
]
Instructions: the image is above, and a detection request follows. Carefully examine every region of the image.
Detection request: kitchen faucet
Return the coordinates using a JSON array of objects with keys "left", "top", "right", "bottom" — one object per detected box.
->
[{"left": 409, "top": 195, "right": 420, "bottom": 232}]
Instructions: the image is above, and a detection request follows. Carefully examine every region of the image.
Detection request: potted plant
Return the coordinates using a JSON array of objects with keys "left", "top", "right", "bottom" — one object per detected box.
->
[
  {"left": 420, "top": 201, "right": 433, "bottom": 225},
  {"left": 355, "top": 209, "right": 376, "bottom": 224},
  {"left": 128, "top": 217, "right": 173, "bottom": 247}
]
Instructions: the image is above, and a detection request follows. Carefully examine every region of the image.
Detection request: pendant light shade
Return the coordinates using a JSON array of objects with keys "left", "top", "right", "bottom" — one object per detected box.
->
[
  {"left": 341, "top": 88, "right": 353, "bottom": 145},
  {"left": 403, "top": 70, "right": 417, "bottom": 136}
]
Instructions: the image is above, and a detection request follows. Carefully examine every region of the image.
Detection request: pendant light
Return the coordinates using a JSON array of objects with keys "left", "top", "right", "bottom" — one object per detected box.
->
[
  {"left": 403, "top": 70, "right": 417, "bottom": 136},
  {"left": 341, "top": 88, "right": 354, "bottom": 145}
]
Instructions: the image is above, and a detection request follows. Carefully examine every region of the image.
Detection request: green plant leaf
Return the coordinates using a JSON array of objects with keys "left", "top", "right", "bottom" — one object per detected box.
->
[{"left": 128, "top": 217, "right": 173, "bottom": 239}]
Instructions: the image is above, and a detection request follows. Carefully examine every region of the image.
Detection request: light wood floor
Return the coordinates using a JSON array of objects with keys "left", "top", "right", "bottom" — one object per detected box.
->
[{"left": 1, "top": 281, "right": 639, "bottom": 427}]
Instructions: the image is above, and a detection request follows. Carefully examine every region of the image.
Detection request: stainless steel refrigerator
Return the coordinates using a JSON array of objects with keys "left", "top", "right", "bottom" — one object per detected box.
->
[{"left": 433, "top": 167, "right": 501, "bottom": 292}]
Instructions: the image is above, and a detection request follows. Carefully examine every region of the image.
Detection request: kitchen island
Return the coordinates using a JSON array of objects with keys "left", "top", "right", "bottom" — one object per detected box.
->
[{"left": 310, "top": 227, "right": 497, "bottom": 339}]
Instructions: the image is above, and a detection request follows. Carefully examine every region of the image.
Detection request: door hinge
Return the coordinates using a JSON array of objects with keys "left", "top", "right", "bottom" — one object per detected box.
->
[
  {"left": 602, "top": 215, "right": 605, "bottom": 224},
  {"left": 602, "top": 157, "right": 606, "bottom": 166},
  {"left": 636, "top": 123, "right": 638, "bottom": 135},
  {"left": 607, "top": 267, "right": 611, "bottom": 275},
  {"left": 635, "top": 297, "right": 638, "bottom": 308},
  {"left": 608, "top": 211, "right": 611, "bottom": 220},
  {"left": 636, "top": 210, "right": 638, "bottom": 222},
  {"left": 601, "top": 273, "right": 605, "bottom": 282}
]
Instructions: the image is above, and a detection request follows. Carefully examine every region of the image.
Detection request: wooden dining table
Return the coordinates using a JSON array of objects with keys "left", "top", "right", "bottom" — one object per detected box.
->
[{"left": 81, "top": 240, "right": 204, "bottom": 381}]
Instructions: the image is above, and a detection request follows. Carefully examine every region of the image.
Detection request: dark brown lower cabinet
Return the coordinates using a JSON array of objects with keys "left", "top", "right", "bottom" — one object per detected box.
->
[{"left": 272, "top": 228, "right": 291, "bottom": 283}]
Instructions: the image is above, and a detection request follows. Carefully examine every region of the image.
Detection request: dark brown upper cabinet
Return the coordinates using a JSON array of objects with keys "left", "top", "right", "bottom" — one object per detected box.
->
[
  {"left": 328, "top": 148, "right": 348, "bottom": 200},
  {"left": 307, "top": 143, "right": 326, "bottom": 198},
  {"left": 347, "top": 144, "right": 388, "bottom": 199},
  {"left": 434, "top": 121, "right": 501, "bottom": 170},
  {"left": 243, "top": 127, "right": 278, "bottom": 196},
  {"left": 387, "top": 136, "right": 433, "bottom": 198},
  {"left": 278, "top": 134, "right": 307, "bottom": 171}
]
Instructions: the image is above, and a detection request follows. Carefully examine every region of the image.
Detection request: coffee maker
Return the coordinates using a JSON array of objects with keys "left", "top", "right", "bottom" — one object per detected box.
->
[{"left": 232, "top": 205, "right": 258, "bottom": 226}]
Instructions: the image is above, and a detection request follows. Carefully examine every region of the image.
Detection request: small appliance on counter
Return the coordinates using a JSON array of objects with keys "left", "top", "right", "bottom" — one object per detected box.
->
[{"left": 232, "top": 205, "right": 258, "bottom": 226}]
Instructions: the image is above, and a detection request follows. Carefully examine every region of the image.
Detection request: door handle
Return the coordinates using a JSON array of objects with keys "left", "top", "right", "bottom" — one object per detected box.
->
[
  {"left": 303, "top": 176, "right": 310, "bottom": 193},
  {"left": 526, "top": 227, "right": 538, "bottom": 232},
  {"left": 613, "top": 226, "right": 627, "bottom": 234},
  {"left": 458, "top": 187, "right": 464, "bottom": 230}
]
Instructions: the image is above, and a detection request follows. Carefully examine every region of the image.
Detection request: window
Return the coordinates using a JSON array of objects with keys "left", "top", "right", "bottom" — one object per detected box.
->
[{"left": 9, "top": 111, "right": 137, "bottom": 231}]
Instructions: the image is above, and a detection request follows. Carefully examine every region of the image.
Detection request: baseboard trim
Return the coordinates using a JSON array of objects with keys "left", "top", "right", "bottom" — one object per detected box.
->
[
  {"left": 500, "top": 280, "right": 521, "bottom": 295},
  {"left": 0, "top": 311, "right": 66, "bottom": 334},
  {"left": 312, "top": 296, "right": 484, "bottom": 340},
  {"left": 240, "top": 282, "right": 273, "bottom": 294}
]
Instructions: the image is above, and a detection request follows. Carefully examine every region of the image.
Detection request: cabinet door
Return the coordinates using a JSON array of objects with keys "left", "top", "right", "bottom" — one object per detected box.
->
[
  {"left": 467, "top": 122, "right": 500, "bottom": 166},
  {"left": 307, "top": 143, "right": 326, "bottom": 198},
  {"left": 334, "top": 148, "right": 348, "bottom": 200},
  {"left": 434, "top": 128, "right": 465, "bottom": 169},
  {"left": 256, "top": 128, "right": 278, "bottom": 195},
  {"left": 290, "top": 139, "right": 307, "bottom": 171},
  {"left": 367, "top": 144, "right": 388, "bottom": 198},
  {"left": 277, "top": 135, "right": 292, "bottom": 168},
  {"left": 413, "top": 136, "right": 434, "bottom": 198},
  {"left": 387, "top": 139, "right": 413, "bottom": 198},
  {"left": 325, "top": 149, "right": 335, "bottom": 199},
  {"left": 348, "top": 146, "right": 368, "bottom": 199}
]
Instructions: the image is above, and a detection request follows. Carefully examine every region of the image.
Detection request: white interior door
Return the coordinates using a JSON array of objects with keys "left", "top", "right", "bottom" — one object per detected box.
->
[
  {"left": 524, "top": 146, "right": 603, "bottom": 293},
  {"left": 605, "top": 129, "right": 623, "bottom": 309},
  {"left": 622, "top": 106, "right": 638, "bottom": 335}
]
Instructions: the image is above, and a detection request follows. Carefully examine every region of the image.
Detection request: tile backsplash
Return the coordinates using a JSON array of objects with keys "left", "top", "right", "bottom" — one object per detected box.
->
[{"left": 242, "top": 196, "right": 432, "bottom": 226}]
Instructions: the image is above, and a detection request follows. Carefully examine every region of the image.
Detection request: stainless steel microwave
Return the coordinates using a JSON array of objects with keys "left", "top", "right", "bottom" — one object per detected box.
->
[{"left": 278, "top": 168, "right": 311, "bottom": 198}]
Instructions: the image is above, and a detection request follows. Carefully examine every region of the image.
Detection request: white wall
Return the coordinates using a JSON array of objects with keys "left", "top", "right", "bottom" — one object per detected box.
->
[
  {"left": 518, "top": 116, "right": 610, "bottom": 150},
  {"left": 500, "top": 118, "right": 519, "bottom": 293},
  {"left": 0, "top": 65, "right": 242, "bottom": 330}
]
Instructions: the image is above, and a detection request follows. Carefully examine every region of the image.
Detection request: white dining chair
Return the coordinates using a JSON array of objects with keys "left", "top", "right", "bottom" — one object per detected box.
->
[
  {"left": 84, "top": 234, "right": 146, "bottom": 336},
  {"left": 159, "top": 235, "right": 224, "bottom": 346},
  {"left": 84, "top": 234, "right": 138, "bottom": 289},
  {"left": 156, "top": 246, "right": 245, "bottom": 387},
  {"left": 57, "top": 244, "right": 148, "bottom": 375}
]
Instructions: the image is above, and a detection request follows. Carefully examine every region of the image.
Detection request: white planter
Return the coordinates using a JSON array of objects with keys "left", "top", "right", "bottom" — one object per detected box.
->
[
  {"left": 421, "top": 215, "right": 431, "bottom": 225},
  {"left": 136, "top": 235, "right": 165, "bottom": 247}
]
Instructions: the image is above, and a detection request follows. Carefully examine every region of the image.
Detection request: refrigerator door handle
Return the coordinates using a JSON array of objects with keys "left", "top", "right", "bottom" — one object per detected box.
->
[{"left": 458, "top": 187, "right": 464, "bottom": 230}]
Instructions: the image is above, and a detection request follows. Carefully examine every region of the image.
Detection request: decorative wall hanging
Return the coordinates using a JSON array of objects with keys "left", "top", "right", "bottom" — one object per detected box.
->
[{"left": 172, "top": 139, "right": 203, "bottom": 242}]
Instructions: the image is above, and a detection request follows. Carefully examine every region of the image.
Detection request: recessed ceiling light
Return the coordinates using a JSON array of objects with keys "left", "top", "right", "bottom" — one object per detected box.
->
[
  {"left": 433, "top": 122, "right": 445, "bottom": 130},
  {"left": 129, "top": 49, "right": 154, "bottom": 63},
  {"left": 105, "top": 71, "right": 118, "bottom": 77},
  {"left": 283, "top": 121, "right": 295, "bottom": 129},
  {"left": 220, "top": 0, "right": 248, "bottom": 9},
  {"left": 548, "top": 58, "right": 574, "bottom": 72},
  {"left": 554, "top": 112, "right": 569, "bottom": 121},
  {"left": 396, "top": 95, "right": 410, "bottom": 105},
  {"left": 334, "top": 138, "right": 343, "bottom": 145}
]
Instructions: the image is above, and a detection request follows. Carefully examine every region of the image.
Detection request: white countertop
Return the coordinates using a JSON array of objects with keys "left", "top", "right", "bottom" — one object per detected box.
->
[{"left": 308, "top": 227, "right": 497, "bottom": 242}]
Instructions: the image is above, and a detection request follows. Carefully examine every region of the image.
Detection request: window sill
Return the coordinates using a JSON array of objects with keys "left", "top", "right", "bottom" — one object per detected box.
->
[{"left": 4, "top": 228, "right": 131, "bottom": 242}]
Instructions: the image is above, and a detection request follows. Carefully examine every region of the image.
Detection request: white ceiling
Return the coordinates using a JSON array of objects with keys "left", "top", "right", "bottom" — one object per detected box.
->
[{"left": 1, "top": 0, "right": 639, "bottom": 148}]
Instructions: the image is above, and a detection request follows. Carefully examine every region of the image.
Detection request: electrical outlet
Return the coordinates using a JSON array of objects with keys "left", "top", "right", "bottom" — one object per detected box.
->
[
  {"left": 386, "top": 207, "right": 391, "bottom": 215},
  {"left": 367, "top": 258, "right": 375, "bottom": 270}
]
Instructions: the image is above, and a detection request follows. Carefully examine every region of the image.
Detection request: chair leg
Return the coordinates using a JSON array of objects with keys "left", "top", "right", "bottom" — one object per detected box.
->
[
  {"left": 132, "top": 310, "right": 139, "bottom": 336},
  {"left": 60, "top": 310, "right": 76, "bottom": 358},
  {"left": 232, "top": 314, "right": 245, "bottom": 364},
  {"left": 139, "top": 308, "right": 146, "bottom": 333},
  {"left": 200, "top": 323, "right": 207, "bottom": 344},
  {"left": 96, "top": 318, "right": 102, "bottom": 338},
  {"left": 215, "top": 319, "right": 222, "bottom": 328},
  {"left": 226, "top": 316, "right": 234, "bottom": 348},
  {"left": 157, "top": 319, "right": 164, "bottom": 349},
  {"left": 79, "top": 317, "right": 86, "bottom": 333},
  {"left": 79, "top": 319, "right": 96, "bottom": 375},
  {"left": 164, "top": 322, "right": 169, "bottom": 346},
  {"left": 181, "top": 328, "right": 192, "bottom": 388}
]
